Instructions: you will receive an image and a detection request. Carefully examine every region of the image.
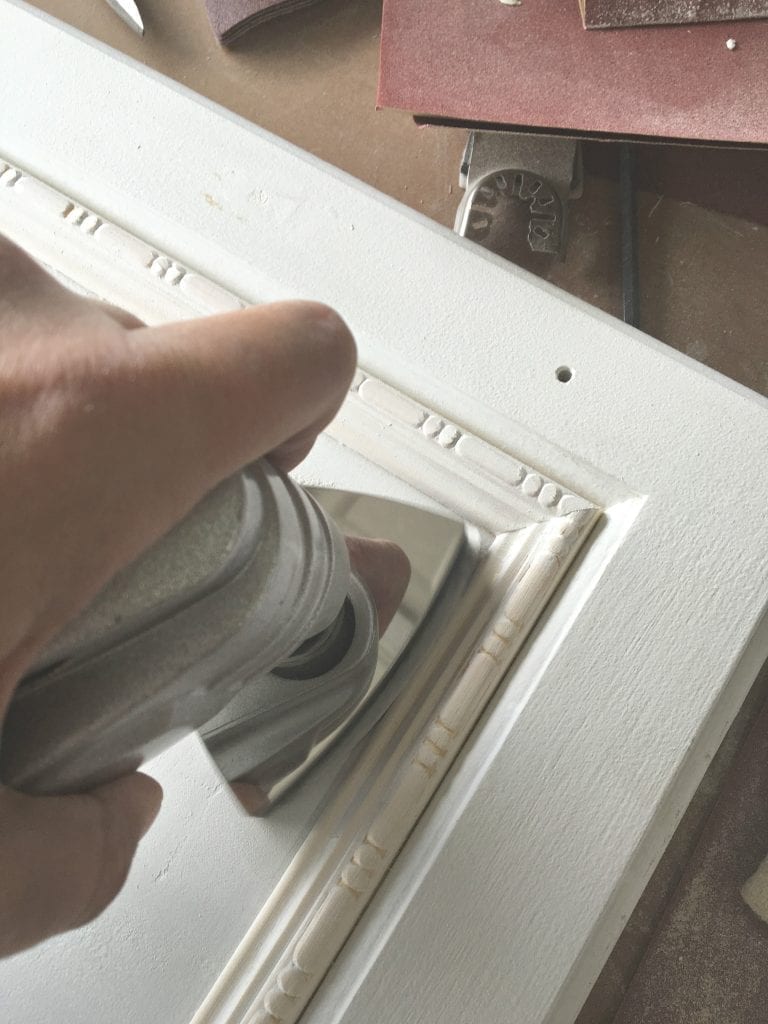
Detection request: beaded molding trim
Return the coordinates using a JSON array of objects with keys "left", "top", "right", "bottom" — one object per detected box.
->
[
  {"left": 0, "top": 158, "right": 244, "bottom": 317},
  {"left": 0, "top": 155, "right": 589, "bottom": 534},
  {"left": 190, "top": 511, "right": 597, "bottom": 1024},
  {"left": 0, "top": 154, "right": 600, "bottom": 1024},
  {"left": 332, "top": 370, "right": 590, "bottom": 535}
]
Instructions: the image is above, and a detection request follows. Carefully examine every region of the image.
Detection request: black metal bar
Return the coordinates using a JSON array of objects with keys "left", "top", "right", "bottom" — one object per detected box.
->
[{"left": 619, "top": 143, "right": 640, "bottom": 329}]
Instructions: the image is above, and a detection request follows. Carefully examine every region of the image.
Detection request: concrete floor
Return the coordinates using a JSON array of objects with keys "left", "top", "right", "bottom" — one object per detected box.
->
[{"left": 29, "top": 2, "right": 768, "bottom": 1019}]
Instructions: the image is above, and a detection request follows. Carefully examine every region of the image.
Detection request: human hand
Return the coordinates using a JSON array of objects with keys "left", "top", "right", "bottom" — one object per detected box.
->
[{"left": 0, "top": 236, "right": 409, "bottom": 956}]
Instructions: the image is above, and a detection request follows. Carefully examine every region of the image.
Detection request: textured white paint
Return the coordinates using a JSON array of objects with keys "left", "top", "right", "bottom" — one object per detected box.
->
[{"left": 0, "top": 5, "right": 767, "bottom": 1024}]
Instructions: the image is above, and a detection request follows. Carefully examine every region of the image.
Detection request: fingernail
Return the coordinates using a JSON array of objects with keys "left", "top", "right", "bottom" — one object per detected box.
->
[{"left": 277, "top": 300, "right": 355, "bottom": 347}]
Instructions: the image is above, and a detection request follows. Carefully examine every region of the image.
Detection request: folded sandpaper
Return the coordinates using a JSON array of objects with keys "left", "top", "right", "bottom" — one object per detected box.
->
[
  {"left": 580, "top": 0, "right": 768, "bottom": 28},
  {"left": 204, "top": 0, "right": 323, "bottom": 43},
  {"left": 378, "top": 0, "right": 768, "bottom": 144}
]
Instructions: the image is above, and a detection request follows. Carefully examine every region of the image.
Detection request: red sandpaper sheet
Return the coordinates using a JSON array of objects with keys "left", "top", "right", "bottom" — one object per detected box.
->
[{"left": 377, "top": 0, "right": 768, "bottom": 144}]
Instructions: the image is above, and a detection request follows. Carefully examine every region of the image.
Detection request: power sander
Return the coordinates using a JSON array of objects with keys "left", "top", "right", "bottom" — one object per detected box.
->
[{"left": 0, "top": 462, "right": 436, "bottom": 813}]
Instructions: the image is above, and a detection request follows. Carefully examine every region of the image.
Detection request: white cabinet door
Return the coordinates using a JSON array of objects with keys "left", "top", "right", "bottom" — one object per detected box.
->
[{"left": 1, "top": 6, "right": 767, "bottom": 1024}]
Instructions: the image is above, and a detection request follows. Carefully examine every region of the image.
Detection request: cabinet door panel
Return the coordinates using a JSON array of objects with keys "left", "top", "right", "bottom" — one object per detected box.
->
[{"left": 1, "top": 8, "right": 767, "bottom": 1024}]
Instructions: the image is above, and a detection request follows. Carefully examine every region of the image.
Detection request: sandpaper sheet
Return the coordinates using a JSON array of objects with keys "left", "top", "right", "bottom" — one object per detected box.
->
[
  {"left": 378, "top": 0, "right": 768, "bottom": 144},
  {"left": 203, "top": 0, "right": 324, "bottom": 43},
  {"left": 581, "top": 0, "right": 768, "bottom": 29}
]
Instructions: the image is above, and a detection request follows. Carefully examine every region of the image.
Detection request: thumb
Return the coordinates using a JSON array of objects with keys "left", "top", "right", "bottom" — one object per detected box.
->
[
  {"left": 346, "top": 537, "right": 411, "bottom": 635},
  {"left": 0, "top": 772, "right": 162, "bottom": 956},
  {"left": 79, "top": 773, "right": 163, "bottom": 925}
]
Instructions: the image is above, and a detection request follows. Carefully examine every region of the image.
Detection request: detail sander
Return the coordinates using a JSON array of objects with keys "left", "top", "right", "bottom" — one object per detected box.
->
[{"left": 0, "top": 462, "right": 461, "bottom": 813}]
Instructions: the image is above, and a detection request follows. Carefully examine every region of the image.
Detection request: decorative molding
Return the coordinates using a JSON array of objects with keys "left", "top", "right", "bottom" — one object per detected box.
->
[
  {"left": 0, "top": 157, "right": 244, "bottom": 317},
  {"left": 333, "top": 370, "right": 590, "bottom": 534},
  {"left": 0, "top": 154, "right": 590, "bottom": 537},
  {"left": 0, "top": 160, "right": 21, "bottom": 188},
  {"left": 147, "top": 252, "right": 190, "bottom": 286},
  {"left": 188, "top": 510, "right": 597, "bottom": 1024},
  {"left": 62, "top": 201, "right": 103, "bottom": 235},
  {"left": 0, "top": 153, "right": 601, "bottom": 1024}
]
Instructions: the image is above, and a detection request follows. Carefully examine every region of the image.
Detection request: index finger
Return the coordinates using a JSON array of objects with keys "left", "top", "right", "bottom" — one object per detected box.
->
[
  {"left": 0, "top": 299, "right": 356, "bottom": 678},
  {"left": 75, "top": 299, "right": 357, "bottom": 579},
  {"left": 135, "top": 301, "right": 356, "bottom": 477}
]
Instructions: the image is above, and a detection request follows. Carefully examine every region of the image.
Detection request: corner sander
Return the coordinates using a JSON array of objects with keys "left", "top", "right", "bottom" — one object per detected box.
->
[{"left": 0, "top": 462, "right": 416, "bottom": 813}]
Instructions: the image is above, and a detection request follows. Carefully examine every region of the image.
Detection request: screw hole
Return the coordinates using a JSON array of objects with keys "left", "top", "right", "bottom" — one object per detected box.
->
[{"left": 556, "top": 366, "right": 573, "bottom": 383}]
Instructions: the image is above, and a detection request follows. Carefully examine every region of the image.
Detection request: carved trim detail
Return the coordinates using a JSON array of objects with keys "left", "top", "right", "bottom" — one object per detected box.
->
[
  {"left": 0, "top": 157, "right": 244, "bottom": 315},
  {"left": 0, "top": 154, "right": 589, "bottom": 536},
  {"left": 191, "top": 509, "right": 598, "bottom": 1024},
  {"left": 336, "top": 369, "right": 589, "bottom": 533},
  {"left": 61, "top": 201, "right": 103, "bottom": 235},
  {"left": 0, "top": 161, "right": 22, "bottom": 188},
  {"left": 147, "top": 251, "right": 188, "bottom": 285}
]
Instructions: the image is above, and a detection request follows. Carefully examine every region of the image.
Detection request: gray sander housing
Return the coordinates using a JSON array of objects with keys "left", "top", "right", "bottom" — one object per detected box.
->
[{"left": 0, "top": 462, "right": 378, "bottom": 810}]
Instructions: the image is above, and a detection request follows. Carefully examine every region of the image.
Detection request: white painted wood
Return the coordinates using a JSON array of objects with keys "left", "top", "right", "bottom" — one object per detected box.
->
[
  {"left": 0, "top": 5, "right": 767, "bottom": 1024},
  {"left": 0, "top": 149, "right": 600, "bottom": 1024}
]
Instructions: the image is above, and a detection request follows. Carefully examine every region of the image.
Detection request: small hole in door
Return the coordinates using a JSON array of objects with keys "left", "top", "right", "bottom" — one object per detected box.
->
[{"left": 556, "top": 366, "right": 573, "bottom": 383}]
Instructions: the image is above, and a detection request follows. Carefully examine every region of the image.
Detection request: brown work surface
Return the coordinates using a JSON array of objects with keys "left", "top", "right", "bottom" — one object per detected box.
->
[{"left": 379, "top": 0, "right": 768, "bottom": 145}]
